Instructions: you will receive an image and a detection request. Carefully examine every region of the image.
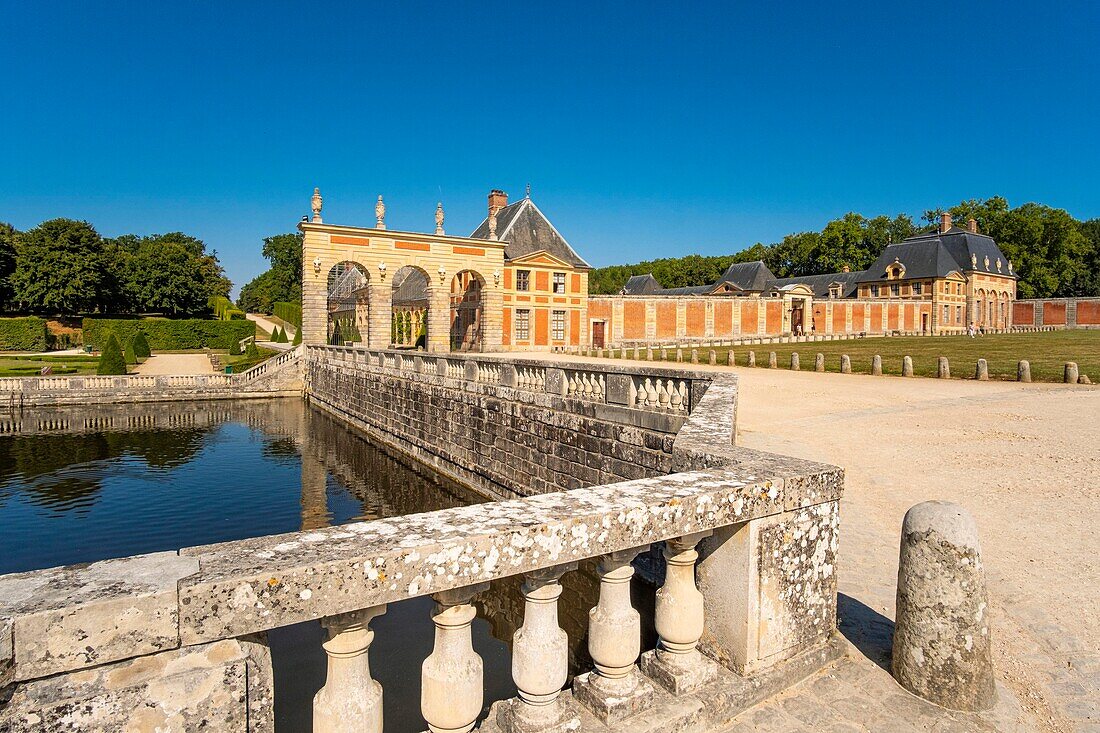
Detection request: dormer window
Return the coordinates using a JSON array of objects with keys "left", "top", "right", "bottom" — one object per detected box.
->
[{"left": 829, "top": 285, "right": 841, "bottom": 299}]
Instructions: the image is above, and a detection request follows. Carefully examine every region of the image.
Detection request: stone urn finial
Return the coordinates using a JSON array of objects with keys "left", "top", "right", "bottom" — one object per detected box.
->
[
  {"left": 435, "top": 202, "right": 445, "bottom": 235},
  {"left": 488, "top": 208, "right": 498, "bottom": 240},
  {"left": 311, "top": 187, "right": 323, "bottom": 223},
  {"left": 375, "top": 195, "right": 386, "bottom": 230}
]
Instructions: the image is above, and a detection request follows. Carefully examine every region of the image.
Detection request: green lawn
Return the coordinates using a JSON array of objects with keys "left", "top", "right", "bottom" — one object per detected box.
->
[
  {"left": 0, "top": 354, "right": 102, "bottom": 377},
  {"left": 643, "top": 331, "right": 1100, "bottom": 383}
]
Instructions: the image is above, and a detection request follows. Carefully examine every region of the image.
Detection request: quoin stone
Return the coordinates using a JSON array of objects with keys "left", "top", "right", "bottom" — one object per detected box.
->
[{"left": 893, "top": 501, "right": 995, "bottom": 712}]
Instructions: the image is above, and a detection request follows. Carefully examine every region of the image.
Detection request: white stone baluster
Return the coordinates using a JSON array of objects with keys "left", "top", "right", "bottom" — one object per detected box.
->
[
  {"left": 422, "top": 584, "right": 488, "bottom": 733},
  {"left": 314, "top": 605, "right": 387, "bottom": 733},
  {"left": 574, "top": 548, "right": 654, "bottom": 722},
  {"left": 500, "top": 564, "right": 579, "bottom": 729},
  {"left": 657, "top": 379, "right": 670, "bottom": 410},
  {"left": 641, "top": 532, "right": 717, "bottom": 694}
]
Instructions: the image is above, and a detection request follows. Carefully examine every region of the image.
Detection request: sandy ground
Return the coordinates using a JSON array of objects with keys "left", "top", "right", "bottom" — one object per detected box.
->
[
  {"left": 131, "top": 353, "right": 215, "bottom": 375},
  {"left": 731, "top": 368, "right": 1100, "bottom": 731},
  {"left": 247, "top": 313, "right": 296, "bottom": 352}
]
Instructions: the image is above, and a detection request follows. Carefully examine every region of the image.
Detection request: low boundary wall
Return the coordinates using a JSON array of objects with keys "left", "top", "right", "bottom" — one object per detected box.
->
[{"left": 1013, "top": 297, "right": 1100, "bottom": 330}]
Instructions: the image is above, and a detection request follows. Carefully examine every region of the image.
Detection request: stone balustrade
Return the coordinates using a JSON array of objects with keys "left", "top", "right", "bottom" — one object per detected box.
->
[{"left": 0, "top": 347, "right": 845, "bottom": 732}]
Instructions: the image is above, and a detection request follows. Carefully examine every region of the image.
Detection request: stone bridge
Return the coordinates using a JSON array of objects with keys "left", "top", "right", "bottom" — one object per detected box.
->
[{"left": 0, "top": 347, "right": 844, "bottom": 732}]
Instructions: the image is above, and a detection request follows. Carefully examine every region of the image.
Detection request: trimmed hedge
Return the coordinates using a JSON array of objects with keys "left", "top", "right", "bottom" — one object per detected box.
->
[
  {"left": 0, "top": 317, "right": 49, "bottom": 352},
  {"left": 83, "top": 318, "right": 255, "bottom": 351},
  {"left": 97, "top": 334, "right": 127, "bottom": 375},
  {"left": 210, "top": 296, "right": 246, "bottom": 321},
  {"left": 273, "top": 301, "right": 302, "bottom": 329}
]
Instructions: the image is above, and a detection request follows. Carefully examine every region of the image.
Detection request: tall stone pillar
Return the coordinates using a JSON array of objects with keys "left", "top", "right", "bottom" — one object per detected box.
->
[
  {"left": 366, "top": 281, "right": 392, "bottom": 350},
  {"left": 427, "top": 285, "right": 451, "bottom": 353},
  {"left": 481, "top": 285, "right": 503, "bottom": 352},
  {"left": 301, "top": 231, "right": 329, "bottom": 346}
]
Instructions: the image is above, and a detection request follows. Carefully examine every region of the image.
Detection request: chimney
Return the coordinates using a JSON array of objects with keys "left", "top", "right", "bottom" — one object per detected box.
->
[
  {"left": 488, "top": 189, "right": 508, "bottom": 216},
  {"left": 842, "top": 264, "right": 850, "bottom": 273},
  {"left": 940, "top": 212, "right": 952, "bottom": 233},
  {"left": 967, "top": 217, "right": 978, "bottom": 233}
]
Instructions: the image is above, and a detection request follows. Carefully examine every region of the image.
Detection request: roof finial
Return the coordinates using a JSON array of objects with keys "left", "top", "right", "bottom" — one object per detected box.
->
[
  {"left": 375, "top": 195, "right": 386, "bottom": 230},
  {"left": 525, "top": 182, "right": 531, "bottom": 199},
  {"left": 435, "top": 201, "right": 445, "bottom": 235},
  {"left": 310, "top": 187, "right": 323, "bottom": 223}
]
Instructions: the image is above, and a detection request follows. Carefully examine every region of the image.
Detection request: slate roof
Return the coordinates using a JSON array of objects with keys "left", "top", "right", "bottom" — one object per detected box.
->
[
  {"left": 471, "top": 196, "right": 590, "bottom": 269},
  {"left": 715, "top": 261, "right": 776, "bottom": 292},
  {"left": 621, "top": 273, "right": 664, "bottom": 295},
  {"left": 768, "top": 270, "right": 864, "bottom": 298},
  {"left": 859, "top": 227, "right": 1014, "bottom": 283},
  {"left": 391, "top": 268, "right": 430, "bottom": 305}
]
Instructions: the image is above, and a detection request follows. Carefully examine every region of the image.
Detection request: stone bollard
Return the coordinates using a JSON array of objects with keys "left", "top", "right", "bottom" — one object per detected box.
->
[
  {"left": 660, "top": 348, "right": 668, "bottom": 361},
  {"left": 938, "top": 356, "right": 950, "bottom": 379},
  {"left": 633, "top": 347, "right": 640, "bottom": 360},
  {"left": 840, "top": 354, "right": 851, "bottom": 374},
  {"left": 709, "top": 349, "right": 716, "bottom": 365},
  {"left": 975, "top": 359, "right": 989, "bottom": 381},
  {"left": 1064, "top": 362, "right": 1079, "bottom": 384},
  {"left": 902, "top": 356, "right": 914, "bottom": 377},
  {"left": 690, "top": 348, "right": 699, "bottom": 364},
  {"left": 768, "top": 351, "right": 777, "bottom": 369},
  {"left": 646, "top": 348, "right": 653, "bottom": 361},
  {"left": 726, "top": 351, "right": 735, "bottom": 367},
  {"left": 1080, "top": 374, "right": 1092, "bottom": 385},
  {"left": 747, "top": 350, "right": 756, "bottom": 367},
  {"left": 814, "top": 353, "right": 825, "bottom": 372},
  {"left": 872, "top": 355, "right": 882, "bottom": 376},
  {"left": 1017, "top": 360, "right": 1030, "bottom": 382},
  {"left": 676, "top": 348, "right": 683, "bottom": 363},
  {"left": 893, "top": 501, "right": 995, "bottom": 712},
  {"left": 790, "top": 352, "right": 800, "bottom": 371}
]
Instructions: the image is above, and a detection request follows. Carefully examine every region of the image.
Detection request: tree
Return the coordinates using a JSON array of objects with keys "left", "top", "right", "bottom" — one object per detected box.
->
[
  {"left": 123, "top": 336, "right": 138, "bottom": 365},
  {"left": 0, "top": 222, "right": 17, "bottom": 307},
  {"left": 246, "top": 340, "right": 260, "bottom": 359},
  {"left": 113, "top": 233, "right": 230, "bottom": 316},
  {"left": 97, "top": 334, "right": 127, "bottom": 375},
  {"left": 229, "top": 336, "right": 242, "bottom": 355},
  {"left": 11, "top": 219, "right": 107, "bottom": 313},
  {"left": 132, "top": 331, "right": 151, "bottom": 359},
  {"left": 292, "top": 325, "right": 302, "bottom": 345},
  {"left": 237, "top": 232, "right": 302, "bottom": 313}
]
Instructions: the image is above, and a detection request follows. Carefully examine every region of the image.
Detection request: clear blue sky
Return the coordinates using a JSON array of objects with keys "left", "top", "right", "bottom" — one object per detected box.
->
[{"left": 2, "top": 2, "right": 1097, "bottom": 296}]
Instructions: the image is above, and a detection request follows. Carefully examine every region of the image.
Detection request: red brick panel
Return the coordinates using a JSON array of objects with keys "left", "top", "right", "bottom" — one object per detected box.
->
[
  {"left": 887, "top": 304, "right": 899, "bottom": 331},
  {"left": 502, "top": 307, "right": 511, "bottom": 346},
  {"left": 741, "top": 302, "right": 758, "bottom": 335},
  {"left": 851, "top": 304, "right": 865, "bottom": 331},
  {"left": 569, "top": 310, "right": 580, "bottom": 345},
  {"left": 869, "top": 304, "right": 883, "bottom": 333},
  {"left": 535, "top": 271, "right": 549, "bottom": 292},
  {"left": 588, "top": 300, "right": 612, "bottom": 322},
  {"left": 1043, "top": 302, "right": 1066, "bottom": 325},
  {"left": 812, "top": 306, "right": 826, "bottom": 333},
  {"left": 570, "top": 274, "right": 581, "bottom": 293},
  {"left": 1077, "top": 300, "right": 1100, "bottom": 325},
  {"left": 903, "top": 304, "right": 915, "bottom": 331},
  {"left": 713, "top": 301, "right": 733, "bottom": 337},
  {"left": 686, "top": 301, "right": 706, "bottom": 337},
  {"left": 832, "top": 304, "right": 847, "bottom": 333},
  {"left": 765, "top": 301, "right": 782, "bottom": 335},
  {"left": 534, "top": 308, "right": 548, "bottom": 345},
  {"left": 624, "top": 301, "right": 646, "bottom": 340},
  {"left": 656, "top": 301, "right": 677, "bottom": 338},
  {"left": 1012, "top": 302, "right": 1035, "bottom": 326}
]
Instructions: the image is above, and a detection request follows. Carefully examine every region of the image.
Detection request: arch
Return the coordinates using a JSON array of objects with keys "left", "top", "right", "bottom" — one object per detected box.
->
[
  {"left": 975, "top": 289, "right": 986, "bottom": 326},
  {"left": 450, "top": 270, "right": 485, "bottom": 352},
  {"left": 391, "top": 265, "right": 432, "bottom": 350},
  {"left": 326, "top": 261, "right": 369, "bottom": 345}
]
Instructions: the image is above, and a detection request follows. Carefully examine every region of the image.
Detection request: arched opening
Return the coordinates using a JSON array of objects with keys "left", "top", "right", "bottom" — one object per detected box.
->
[
  {"left": 450, "top": 270, "right": 484, "bottom": 352},
  {"left": 391, "top": 266, "right": 431, "bottom": 350},
  {"left": 327, "top": 262, "right": 369, "bottom": 346},
  {"left": 975, "top": 289, "right": 986, "bottom": 327}
]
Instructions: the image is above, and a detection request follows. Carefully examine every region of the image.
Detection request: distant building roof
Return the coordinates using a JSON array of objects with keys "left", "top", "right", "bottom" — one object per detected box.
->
[
  {"left": 391, "top": 267, "right": 429, "bottom": 306},
  {"left": 768, "top": 270, "right": 863, "bottom": 298},
  {"left": 471, "top": 195, "right": 590, "bottom": 269},
  {"left": 715, "top": 261, "right": 776, "bottom": 292},
  {"left": 860, "top": 227, "right": 1014, "bottom": 283},
  {"left": 621, "top": 273, "right": 664, "bottom": 295}
]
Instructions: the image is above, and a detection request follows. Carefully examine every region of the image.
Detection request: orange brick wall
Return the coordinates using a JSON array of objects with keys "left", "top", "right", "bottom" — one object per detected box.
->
[
  {"left": 656, "top": 301, "right": 677, "bottom": 338},
  {"left": 502, "top": 307, "right": 511, "bottom": 346},
  {"left": 588, "top": 300, "right": 612, "bottom": 322},
  {"left": 570, "top": 310, "right": 580, "bottom": 345},
  {"left": 765, "top": 301, "right": 782, "bottom": 334},
  {"left": 741, "top": 302, "right": 758, "bottom": 335},
  {"left": 713, "top": 301, "right": 733, "bottom": 336},
  {"left": 1043, "top": 302, "right": 1066, "bottom": 325},
  {"left": 534, "top": 271, "right": 549, "bottom": 292},
  {"left": 534, "top": 309, "right": 549, "bottom": 344},
  {"left": 686, "top": 302, "right": 706, "bottom": 337},
  {"left": 887, "top": 303, "right": 899, "bottom": 331},
  {"left": 624, "top": 301, "right": 647, "bottom": 339},
  {"left": 832, "top": 304, "right": 846, "bottom": 333},
  {"left": 869, "top": 304, "right": 882, "bottom": 333},
  {"left": 1077, "top": 301, "right": 1100, "bottom": 325},
  {"left": 1013, "top": 302, "right": 1035, "bottom": 326},
  {"left": 852, "top": 304, "right": 865, "bottom": 329}
]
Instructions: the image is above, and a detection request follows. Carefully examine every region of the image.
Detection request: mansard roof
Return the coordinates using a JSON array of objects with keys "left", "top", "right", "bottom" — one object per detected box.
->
[
  {"left": 860, "top": 227, "right": 1015, "bottom": 283},
  {"left": 471, "top": 196, "right": 590, "bottom": 270},
  {"left": 621, "top": 273, "right": 664, "bottom": 295},
  {"left": 768, "top": 270, "right": 864, "bottom": 298},
  {"left": 715, "top": 260, "right": 776, "bottom": 292}
]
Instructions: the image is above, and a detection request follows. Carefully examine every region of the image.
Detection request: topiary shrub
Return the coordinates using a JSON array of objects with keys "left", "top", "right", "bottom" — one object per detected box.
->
[
  {"left": 229, "top": 337, "right": 242, "bottom": 355},
  {"left": 246, "top": 340, "right": 260, "bottom": 359},
  {"left": 131, "top": 331, "right": 151, "bottom": 359},
  {"left": 276, "top": 326, "right": 289, "bottom": 343},
  {"left": 292, "top": 326, "right": 301, "bottom": 345},
  {"left": 97, "top": 334, "right": 127, "bottom": 375},
  {"left": 123, "top": 336, "right": 138, "bottom": 365}
]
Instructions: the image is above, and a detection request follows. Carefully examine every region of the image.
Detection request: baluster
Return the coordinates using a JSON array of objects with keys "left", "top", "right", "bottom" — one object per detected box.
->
[
  {"left": 422, "top": 584, "right": 488, "bottom": 733},
  {"left": 500, "top": 564, "right": 579, "bottom": 729},
  {"left": 657, "top": 379, "right": 670, "bottom": 410},
  {"left": 676, "top": 380, "right": 688, "bottom": 411},
  {"left": 314, "top": 606, "right": 387, "bottom": 733},
  {"left": 574, "top": 548, "right": 654, "bottom": 722},
  {"left": 669, "top": 380, "right": 683, "bottom": 411},
  {"left": 641, "top": 532, "right": 717, "bottom": 694},
  {"left": 567, "top": 373, "right": 577, "bottom": 395},
  {"left": 597, "top": 374, "right": 606, "bottom": 400}
]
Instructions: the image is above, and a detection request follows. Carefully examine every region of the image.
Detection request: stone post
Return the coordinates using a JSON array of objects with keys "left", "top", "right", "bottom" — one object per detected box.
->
[
  {"left": 902, "top": 356, "right": 914, "bottom": 377},
  {"left": 641, "top": 532, "right": 717, "bottom": 694},
  {"left": 633, "top": 347, "right": 640, "bottom": 360},
  {"left": 422, "top": 584, "right": 489, "bottom": 733},
  {"left": 1064, "top": 362, "right": 1079, "bottom": 384},
  {"left": 975, "top": 359, "right": 989, "bottom": 381},
  {"left": 676, "top": 348, "right": 683, "bottom": 362},
  {"left": 501, "top": 565, "right": 579, "bottom": 731},
  {"left": 690, "top": 348, "right": 699, "bottom": 364},
  {"left": 871, "top": 355, "right": 882, "bottom": 376},
  {"left": 790, "top": 352, "right": 800, "bottom": 370},
  {"left": 1017, "top": 360, "right": 1031, "bottom": 383},
  {"left": 366, "top": 282, "right": 393, "bottom": 350},
  {"left": 768, "top": 351, "right": 777, "bottom": 369},
  {"left": 938, "top": 356, "right": 950, "bottom": 379},
  {"left": 727, "top": 351, "right": 735, "bottom": 366},
  {"left": 815, "top": 353, "right": 825, "bottom": 372},
  {"left": 709, "top": 349, "right": 717, "bottom": 365},
  {"left": 427, "top": 286, "right": 451, "bottom": 353},
  {"left": 840, "top": 354, "right": 851, "bottom": 374},
  {"left": 893, "top": 502, "right": 995, "bottom": 712},
  {"left": 574, "top": 548, "right": 653, "bottom": 723},
  {"left": 747, "top": 350, "right": 756, "bottom": 367},
  {"left": 314, "top": 606, "right": 387, "bottom": 733}
]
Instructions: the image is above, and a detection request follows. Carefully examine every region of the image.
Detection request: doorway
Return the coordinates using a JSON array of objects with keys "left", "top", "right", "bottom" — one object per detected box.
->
[{"left": 591, "top": 321, "right": 606, "bottom": 348}]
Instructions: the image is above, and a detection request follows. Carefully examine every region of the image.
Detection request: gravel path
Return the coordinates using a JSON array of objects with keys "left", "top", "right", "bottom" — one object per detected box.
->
[{"left": 131, "top": 353, "right": 215, "bottom": 375}]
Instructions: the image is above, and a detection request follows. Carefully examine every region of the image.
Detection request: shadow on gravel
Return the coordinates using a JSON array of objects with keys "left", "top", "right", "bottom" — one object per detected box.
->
[{"left": 837, "top": 592, "right": 895, "bottom": 672}]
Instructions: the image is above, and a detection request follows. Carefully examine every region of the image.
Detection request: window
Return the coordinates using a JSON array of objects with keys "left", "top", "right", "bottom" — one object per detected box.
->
[
  {"left": 552, "top": 272, "right": 566, "bottom": 294},
  {"left": 956, "top": 305, "right": 962, "bottom": 323},
  {"left": 551, "top": 310, "right": 566, "bottom": 340},
  {"left": 943, "top": 304, "right": 950, "bottom": 323},
  {"left": 516, "top": 270, "right": 530, "bottom": 291},
  {"left": 913, "top": 282, "right": 923, "bottom": 295},
  {"left": 890, "top": 283, "right": 900, "bottom": 296},
  {"left": 515, "top": 309, "right": 530, "bottom": 340},
  {"left": 871, "top": 285, "right": 879, "bottom": 297}
]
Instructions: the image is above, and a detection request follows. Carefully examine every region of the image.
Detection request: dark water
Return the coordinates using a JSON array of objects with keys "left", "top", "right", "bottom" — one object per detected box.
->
[{"left": 0, "top": 399, "right": 624, "bottom": 732}]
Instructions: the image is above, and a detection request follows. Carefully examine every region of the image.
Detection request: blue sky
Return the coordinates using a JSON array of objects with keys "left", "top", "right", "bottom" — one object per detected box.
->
[{"left": 2, "top": 2, "right": 1097, "bottom": 296}]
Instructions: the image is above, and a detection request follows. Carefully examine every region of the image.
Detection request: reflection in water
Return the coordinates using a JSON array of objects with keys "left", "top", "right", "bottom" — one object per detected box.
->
[{"left": 0, "top": 398, "right": 621, "bottom": 732}]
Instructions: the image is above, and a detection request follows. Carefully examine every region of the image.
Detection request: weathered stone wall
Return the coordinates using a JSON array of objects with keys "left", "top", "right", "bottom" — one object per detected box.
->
[
  {"left": 306, "top": 350, "right": 711, "bottom": 498},
  {"left": 1013, "top": 296, "right": 1100, "bottom": 329}
]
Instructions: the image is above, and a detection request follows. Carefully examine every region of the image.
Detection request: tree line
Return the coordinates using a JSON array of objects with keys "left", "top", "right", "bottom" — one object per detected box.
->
[
  {"left": 236, "top": 233, "right": 302, "bottom": 314},
  {"left": 588, "top": 198, "right": 1100, "bottom": 299},
  {"left": 0, "top": 218, "right": 231, "bottom": 316}
]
